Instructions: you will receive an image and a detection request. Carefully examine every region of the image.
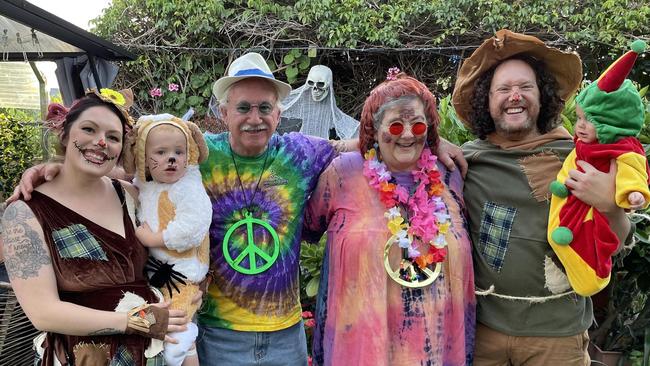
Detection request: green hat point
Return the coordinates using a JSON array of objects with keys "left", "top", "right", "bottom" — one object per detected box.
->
[
  {"left": 552, "top": 227, "right": 573, "bottom": 246},
  {"left": 631, "top": 40, "right": 646, "bottom": 54},
  {"left": 549, "top": 180, "right": 569, "bottom": 198}
]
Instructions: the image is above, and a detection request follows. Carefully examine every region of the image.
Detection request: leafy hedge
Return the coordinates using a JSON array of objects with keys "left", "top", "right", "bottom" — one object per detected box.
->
[
  {"left": 0, "top": 110, "right": 41, "bottom": 199},
  {"left": 91, "top": 0, "right": 650, "bottom": 120}
]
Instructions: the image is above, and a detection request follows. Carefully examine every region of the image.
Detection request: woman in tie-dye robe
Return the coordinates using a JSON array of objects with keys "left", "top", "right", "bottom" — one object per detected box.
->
[{"left": 304, "top": 74, "right": 475, "bottom": 366}]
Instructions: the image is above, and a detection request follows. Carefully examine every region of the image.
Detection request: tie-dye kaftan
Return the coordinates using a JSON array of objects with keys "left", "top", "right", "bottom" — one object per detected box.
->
[{"left": 304, "top": 152, "right": 476, "bottom": 366}]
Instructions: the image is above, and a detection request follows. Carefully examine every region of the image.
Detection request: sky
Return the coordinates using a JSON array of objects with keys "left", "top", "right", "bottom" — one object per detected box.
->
[
  {"left": 28, "top": 0, "right": 111, "bottom": 29},
  {"left": 28, "top": 0, "right": 113, "bottom": 90}
]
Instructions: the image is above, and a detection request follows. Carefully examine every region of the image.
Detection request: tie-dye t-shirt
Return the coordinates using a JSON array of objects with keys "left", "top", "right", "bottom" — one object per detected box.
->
[
  {"left": 198, "top": 132, "right": 335, "bottom": 331},
  {"left": 304, "top": 152, "right": 476, "bottom": 366}
]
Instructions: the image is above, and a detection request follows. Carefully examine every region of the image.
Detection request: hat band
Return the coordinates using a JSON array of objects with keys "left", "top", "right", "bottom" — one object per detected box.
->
[{"left": 234, "top": 68, "right": 274, "bottom": 79}]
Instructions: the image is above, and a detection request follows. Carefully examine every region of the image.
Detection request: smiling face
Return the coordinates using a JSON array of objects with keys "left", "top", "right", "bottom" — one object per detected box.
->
[
  {"left": 64, "top": 106, "right": 123, "bottom": 177},
  {"left": 220, "top": 78, "right": 281, "bottom": 157},
  {"left": 574, "top": 105, "right": 598, "bottom": 143},
  {"left": 374, "top": 98, "right": 428, "bottom": 172},
  {"left": 488, "top": 59, "right": 541, "bottom": 140},
  {"left": 144, "top": 125, "right": 188, "bottom": 184}
]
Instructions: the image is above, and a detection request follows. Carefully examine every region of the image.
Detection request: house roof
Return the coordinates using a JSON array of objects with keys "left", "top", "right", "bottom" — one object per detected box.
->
[{"left": 0, "top": 0, "right": 135, "bottom": 62}]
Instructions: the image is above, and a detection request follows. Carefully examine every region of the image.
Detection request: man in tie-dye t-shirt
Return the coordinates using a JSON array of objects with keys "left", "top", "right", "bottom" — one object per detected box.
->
[{"left": 196, "top": 53, "right": 337, "bottom": 365}]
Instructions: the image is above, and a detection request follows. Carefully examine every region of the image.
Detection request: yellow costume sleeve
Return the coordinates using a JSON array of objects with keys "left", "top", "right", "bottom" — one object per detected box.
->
[{"left": 615, "top": 151, "right": 650, "bottom": 209}]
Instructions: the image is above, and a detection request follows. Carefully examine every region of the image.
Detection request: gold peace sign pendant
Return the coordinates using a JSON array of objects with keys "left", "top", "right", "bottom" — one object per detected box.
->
[
  {"left": 222, "top": 211, "right": 280, "bottom": 275},
  {"left": 383, "top": 234, "right": 441, "bottom": 288}
]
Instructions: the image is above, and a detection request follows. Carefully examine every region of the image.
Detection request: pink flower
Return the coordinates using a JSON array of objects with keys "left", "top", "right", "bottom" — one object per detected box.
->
[
  {"left": 149, "top": 87, "right": 162, "bottom": 98},
  {"left": 168, "top": 83, "right": 179, "bottom": 92},
  {"left": 305, "top": 318, "right": 316, "bottom": 328},
  {"left": 301, "top": 311, "right": 313, "bottom": 319},
  {"left": 308, "top": 356, "right": 313, "bottom": 366},
  {"left": 386, "top": 67, "right": 401, "bottom": 81}
]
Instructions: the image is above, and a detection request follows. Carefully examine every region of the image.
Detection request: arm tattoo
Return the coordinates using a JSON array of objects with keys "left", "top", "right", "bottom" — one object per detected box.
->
[
  {"left": 2, "top": 202, "right": 51, "bottom": 280},
  {"left": 88, "top": 328, "right": 122, "bottom": 336}
]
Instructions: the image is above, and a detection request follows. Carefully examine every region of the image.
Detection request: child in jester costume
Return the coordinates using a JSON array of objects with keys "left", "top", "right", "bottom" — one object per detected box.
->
[
  {"left": 548, "top": 40, "right": 650, "bottom": 296},
  {"left": 122, "top": 114, "right": 212, "bottom": 366}
]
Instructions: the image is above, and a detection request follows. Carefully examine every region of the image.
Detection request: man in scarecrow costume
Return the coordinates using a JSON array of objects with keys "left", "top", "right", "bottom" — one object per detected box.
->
[{"left": 452, "top": 29, "right": 634, "bottom": 365}]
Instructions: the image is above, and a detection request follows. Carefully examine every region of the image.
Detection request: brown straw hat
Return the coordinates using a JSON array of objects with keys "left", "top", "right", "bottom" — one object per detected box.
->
[{"left": 451, "top": 29, "right": 582, "bottom": 128}]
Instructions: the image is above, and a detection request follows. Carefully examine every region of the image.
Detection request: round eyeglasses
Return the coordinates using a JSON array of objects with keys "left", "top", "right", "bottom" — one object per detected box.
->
[
  {"left": 388, "top": 121, "right": 428, "bottom": 136},
  {"left": 235, "top": 101, "right": 275, "bottom": 116}
]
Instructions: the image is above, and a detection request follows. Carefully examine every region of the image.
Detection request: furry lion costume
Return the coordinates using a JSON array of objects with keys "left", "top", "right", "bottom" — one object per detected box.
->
[{"left": 123, "top": 114, "right": 212, "bottom": 365}]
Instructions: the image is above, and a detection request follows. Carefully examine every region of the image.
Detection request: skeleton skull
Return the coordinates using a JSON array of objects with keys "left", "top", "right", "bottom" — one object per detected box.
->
[{"left": 306, "top": 65, "right": 332, "bottom": 102}]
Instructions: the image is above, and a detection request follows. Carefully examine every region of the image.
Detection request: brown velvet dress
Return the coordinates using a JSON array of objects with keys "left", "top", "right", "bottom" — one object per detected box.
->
[{"left": 24, "top": 180, "right": 160, "bottom": 366}]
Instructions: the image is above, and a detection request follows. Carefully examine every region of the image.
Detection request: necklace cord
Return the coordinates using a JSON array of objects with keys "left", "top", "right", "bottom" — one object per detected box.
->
[{"left": 228, "top": 140, "right": 271, "bottom": 214}]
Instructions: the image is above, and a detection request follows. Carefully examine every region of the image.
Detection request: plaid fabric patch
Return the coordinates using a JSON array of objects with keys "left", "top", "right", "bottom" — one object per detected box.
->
[
  {"left": 52, "top": 224, "right": 108, "bottom": 261},
  {"left": 146, "top": 353, "right": 166, "bottom": 366},
  {"left": 109, "top": 346, "right": 134, "bottom": 366},
  {"left": 478, "top": 201, "right": 517, "bottom": 272}
]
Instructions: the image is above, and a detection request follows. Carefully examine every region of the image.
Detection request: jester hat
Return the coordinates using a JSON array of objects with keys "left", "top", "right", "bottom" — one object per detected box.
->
[{"left": 576, "top": 40, "right": 647, "bottom": 143}]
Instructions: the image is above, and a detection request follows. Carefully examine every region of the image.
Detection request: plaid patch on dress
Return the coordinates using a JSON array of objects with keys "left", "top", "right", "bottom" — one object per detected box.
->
[
  {"left": 109, "top": 346, "right": 134, "bottom": 366},
  {"left": 52, "top": 224, "right": 108, "bottom": 261},
  {"left": 478, "top": 201, "right": 517, "bottom": 272},
  {"left": 146, "top": 353, "right": 166, "bottom": 366}
]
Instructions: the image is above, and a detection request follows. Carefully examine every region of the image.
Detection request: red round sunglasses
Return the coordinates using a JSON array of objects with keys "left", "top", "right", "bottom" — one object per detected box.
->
[{"left": 388, "top": 121, "right": 428, "bottom": 136}]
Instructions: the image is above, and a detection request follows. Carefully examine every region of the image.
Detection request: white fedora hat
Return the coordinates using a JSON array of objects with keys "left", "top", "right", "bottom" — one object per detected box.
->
[{"left": 212, "top": 52, "right": 292, "bottom": 101}]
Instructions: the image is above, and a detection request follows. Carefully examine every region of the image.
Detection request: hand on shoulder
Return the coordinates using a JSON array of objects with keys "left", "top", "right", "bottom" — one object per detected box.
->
[{"left": 6, "top": 163, "right": 62, "bottom": 202}]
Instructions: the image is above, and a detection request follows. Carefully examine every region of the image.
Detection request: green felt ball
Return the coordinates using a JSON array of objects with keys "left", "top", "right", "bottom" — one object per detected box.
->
[
  {"left": 552, "top": 227, "right": 573, "bottom": 246},
  {"left": 549, "top": 180, "right": 569, "bottom": 198},
  {"left": 631, "top": 40, "right": 647, "bottom": 54}
]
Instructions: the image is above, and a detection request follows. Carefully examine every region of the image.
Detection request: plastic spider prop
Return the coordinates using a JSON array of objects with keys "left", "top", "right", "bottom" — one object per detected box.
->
[{"left": 145, "top": 257, "right": 187, "bottom": 297}]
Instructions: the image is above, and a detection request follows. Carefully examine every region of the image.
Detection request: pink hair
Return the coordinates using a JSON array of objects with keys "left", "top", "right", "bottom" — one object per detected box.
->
[{"left": 359, "top": 73, "right": 440, "bottom": 155}]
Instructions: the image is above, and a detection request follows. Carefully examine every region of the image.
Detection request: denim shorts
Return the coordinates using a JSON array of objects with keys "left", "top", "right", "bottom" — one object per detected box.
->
[{"left": 196, "top": 321, "right": 308, "bottom": 366}]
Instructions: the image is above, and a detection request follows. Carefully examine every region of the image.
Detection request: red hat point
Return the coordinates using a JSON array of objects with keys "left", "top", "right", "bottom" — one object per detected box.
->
[{"left": 597, "top": 40, "right": 647, "bottom": 93}]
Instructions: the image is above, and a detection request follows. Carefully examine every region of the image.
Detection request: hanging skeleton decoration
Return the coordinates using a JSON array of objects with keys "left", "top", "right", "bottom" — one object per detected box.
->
[
  {"left": 280, "top": 65, "right": 359, "bottom": 139},
  {"left": 307, "top": 65, "right": 331, "bottom": 102}
]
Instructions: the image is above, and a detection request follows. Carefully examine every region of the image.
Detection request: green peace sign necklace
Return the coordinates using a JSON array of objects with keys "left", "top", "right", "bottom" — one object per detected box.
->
[{"left": 223, "top": 140, "right": 280, "bottom": 275}]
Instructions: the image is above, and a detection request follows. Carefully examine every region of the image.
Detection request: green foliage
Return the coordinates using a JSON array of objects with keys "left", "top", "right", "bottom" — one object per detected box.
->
[
  {"left": 300, "top": 235, "right": 326, "bottom": 299},
  {"left": 299, "top": 235, "right": 326, "bottom": 357},
  {"left": 0, "top": 110, "right": 41, "bottom": 199},
  {"left": 637, "top": 85, "right": 650, "bottom": 145},
  {"left": 294, "top": 0, "right": 650, "bottom": 55},
  {"left": 560, "top": 93, "right": 578, "bottom": 136},
  {"left": 280, "top": 49, "right": 313, "bottom": 85},
  {"left": 437, "top": 95, "right": 474, "bottom": 146},
  {"left": 591, "top": 209, "right": 650, "bottom": 357},
  {"left": 91, "top": 0, "right": 314, "bottom": 117},
  {"left": 92, "top": 0, "right": 649, "bottom": 120}
]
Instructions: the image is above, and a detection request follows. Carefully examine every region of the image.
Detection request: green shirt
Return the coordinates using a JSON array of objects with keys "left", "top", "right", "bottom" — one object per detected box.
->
[{"left": 463, "top": 138, "right": 593, "bottom": 337}]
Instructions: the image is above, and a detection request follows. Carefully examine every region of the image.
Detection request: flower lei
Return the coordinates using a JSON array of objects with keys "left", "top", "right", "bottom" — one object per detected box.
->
[{"left": 363, "top": 147, "right": 450, "bottom": 270}]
